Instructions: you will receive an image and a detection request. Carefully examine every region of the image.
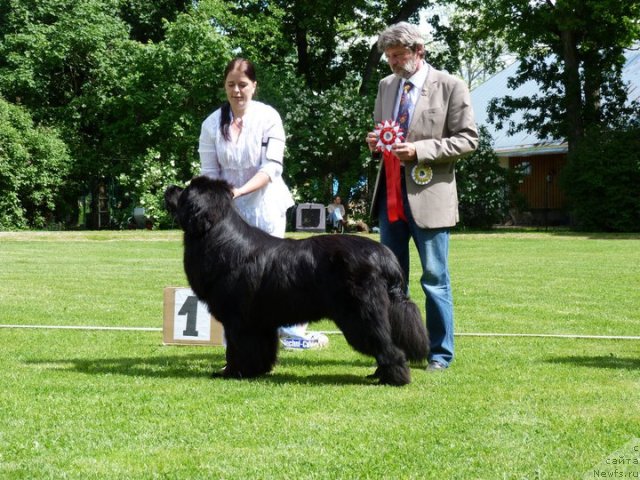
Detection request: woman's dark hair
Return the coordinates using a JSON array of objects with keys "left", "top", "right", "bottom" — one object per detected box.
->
[{"left": 220, "top": 58, "right": 257, "bottom": 141}]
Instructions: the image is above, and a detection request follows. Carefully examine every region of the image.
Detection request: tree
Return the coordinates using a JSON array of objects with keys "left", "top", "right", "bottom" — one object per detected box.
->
[
  {"left": 426, "top": 4, "right": 510, "bottom": 89},
  {"left": 91, "top": 7, "right": 233, "bottom": 226},
  {"left": 0, "top": 1, "right": 234, "bottom": 226},
  {"left": 0, "top": 97, "right": 71, "bottom": 229},
  {"left": 560, "top": 127, "right": 640, "bottom": 232},
  {"left": 465, "top": 0, "right": 640, "bottom": 153},
  {"left": 0, "top": 0, "right": 135, "bottom": 223},
  {"left": 0, "top": 0, "right": 129, "bottom": 121},
  {"left": 119, "top": 0, "right": 192, "bottom": 43},
  {"left": 0, "top": 0, "right": 518, "bottom": 228},
  {"left": 277, "top": 74, "right": 375, "bottom": 206},
  {"left": 458, "top": 0, "right": 640, "bottom": 231},
  {"left": 456, "top": 126, "right": 514, "bottom": 228}
]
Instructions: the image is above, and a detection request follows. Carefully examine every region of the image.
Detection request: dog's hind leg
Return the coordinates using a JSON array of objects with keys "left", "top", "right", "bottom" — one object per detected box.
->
[
  {"left": 221, "top": 327, "right": 279, "bottom": 379},
  {"left": 388, "top": 287, "right": 429, "bottom": 362},
  {"left": 373, "top": 347, "right": 411, "bottom": 386},
  {"left": 334, "top": 307, "right": 411, "bottom": 386}
]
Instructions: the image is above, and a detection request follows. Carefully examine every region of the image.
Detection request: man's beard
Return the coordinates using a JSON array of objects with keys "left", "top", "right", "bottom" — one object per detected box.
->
[{"left": 392, "top": 57, "right": 419, "bottom": 79}]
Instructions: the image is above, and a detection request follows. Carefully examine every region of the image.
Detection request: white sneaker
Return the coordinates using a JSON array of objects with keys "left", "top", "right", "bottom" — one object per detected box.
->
[
  {"left": 279, "top": 324, "right": 309, "bottom": 338},
  {"left": 280, "top": 332, "right": 329, "bottom": 350}
]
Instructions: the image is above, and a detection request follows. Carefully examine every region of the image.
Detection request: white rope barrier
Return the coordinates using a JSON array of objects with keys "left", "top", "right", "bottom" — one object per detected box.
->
[
  {"left": 323, "top": 330, "right": 640, "bottom": 340},
  {"left": 455, "top": 332, "right": 640, "bottom": 340},
  {"left": 0, "top": 324, "right": 161, "bottom": 332}
]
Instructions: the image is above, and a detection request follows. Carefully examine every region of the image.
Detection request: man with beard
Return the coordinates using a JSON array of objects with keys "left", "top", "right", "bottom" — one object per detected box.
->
[{"left": 366, "top": 22, "right": 478, "bottom": 371}]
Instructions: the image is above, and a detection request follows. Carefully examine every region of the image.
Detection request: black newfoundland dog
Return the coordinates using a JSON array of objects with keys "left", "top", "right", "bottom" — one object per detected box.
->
[{"left": 165, "top": 176, "right": 429, "bottom": 385}]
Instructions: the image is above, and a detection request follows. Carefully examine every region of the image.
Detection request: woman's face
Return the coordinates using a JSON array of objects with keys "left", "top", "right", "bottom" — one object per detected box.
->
[{"left": 225, "top": 68, "right": 256, "bottom": 112}]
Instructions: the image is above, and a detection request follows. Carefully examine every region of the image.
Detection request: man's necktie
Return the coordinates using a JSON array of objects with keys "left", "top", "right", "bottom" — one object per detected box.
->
[
  {"left": 396, "top": 81, "right": 414, "bottom": 133},
  {"left": 384, "top": 81, "right": 413, "bottom": 224}
]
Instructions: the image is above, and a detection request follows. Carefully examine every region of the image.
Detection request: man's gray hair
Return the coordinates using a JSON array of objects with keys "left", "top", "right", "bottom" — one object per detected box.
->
[{"left": 376, "top": 22, "right": 425, "bottom": 55}]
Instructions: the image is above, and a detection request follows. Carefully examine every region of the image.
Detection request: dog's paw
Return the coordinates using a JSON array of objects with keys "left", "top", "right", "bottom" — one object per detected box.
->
[
  {"left": 366, "top": 367, "right": 381, "bottom": 379},
  {"left": 210, "top": 365, "right": 243, "bottom": 379},
  {"left": 376, "top": 364, "right": 411, "bottom": 386}
]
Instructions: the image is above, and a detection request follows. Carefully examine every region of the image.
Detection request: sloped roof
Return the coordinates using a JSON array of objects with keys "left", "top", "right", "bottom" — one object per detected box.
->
[{"left": 471, "top": 49, "right": 640, "bottom": 157}]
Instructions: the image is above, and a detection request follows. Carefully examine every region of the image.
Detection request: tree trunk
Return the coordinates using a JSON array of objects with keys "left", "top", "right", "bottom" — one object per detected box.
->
[
  {"left": 582, "top": 50, "right": 602, "bottom": 128},
  {"left": 295, "top": 24, "right": 310, "bottom": 84},
  {"left": 559, "top": 29, "right": 583, "bottom": 153}
]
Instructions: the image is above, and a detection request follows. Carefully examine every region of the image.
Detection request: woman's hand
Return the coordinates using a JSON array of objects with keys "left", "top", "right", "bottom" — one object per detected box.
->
[{"left": 232, "top": 171, "right": 270, "bottom": 199}]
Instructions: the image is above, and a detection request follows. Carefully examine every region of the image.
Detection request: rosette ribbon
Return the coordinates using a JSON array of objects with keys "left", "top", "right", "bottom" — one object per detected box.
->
[{"left": 375, "top": 120, "right": 407, "bottom": 223}]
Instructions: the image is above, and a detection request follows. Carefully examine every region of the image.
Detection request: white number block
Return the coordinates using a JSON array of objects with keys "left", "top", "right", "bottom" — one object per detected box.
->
[{"left": 163, "top": 287, "right": 224, "bottom": 346}]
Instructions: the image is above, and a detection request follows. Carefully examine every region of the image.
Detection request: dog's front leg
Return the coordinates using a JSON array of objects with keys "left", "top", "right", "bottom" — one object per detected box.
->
[{"left": 217, "top": 326, "right": 279, "bottom": 379}]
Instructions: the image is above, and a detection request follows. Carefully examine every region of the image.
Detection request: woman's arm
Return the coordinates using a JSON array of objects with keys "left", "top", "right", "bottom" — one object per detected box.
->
[{"left": 232, "top": 171, "right": 270, "bottom": 198}]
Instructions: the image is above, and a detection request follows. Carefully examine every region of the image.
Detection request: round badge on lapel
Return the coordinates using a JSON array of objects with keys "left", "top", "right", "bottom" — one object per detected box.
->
[{"left": 411, "top": 164, "right": 433, "bottom": 185}]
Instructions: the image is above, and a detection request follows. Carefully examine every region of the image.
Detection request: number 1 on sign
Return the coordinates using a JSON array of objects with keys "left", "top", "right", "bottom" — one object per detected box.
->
[
  {"left": 178, "top": 295, "right": 199, "bottom": 337},
  {"left": 172, "top": 288, "right": 212, "bottom": 341}
]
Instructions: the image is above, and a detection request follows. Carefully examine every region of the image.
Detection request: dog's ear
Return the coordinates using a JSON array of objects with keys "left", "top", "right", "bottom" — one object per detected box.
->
[
  {"left": 171, "top": 176, "right": 235, "bottom": 235},
  {"left": 178, "top": 180, "right": 217, "bottom": 235},
  {"left": 164, "top": 185, "right": 183, "bottom": 218}
]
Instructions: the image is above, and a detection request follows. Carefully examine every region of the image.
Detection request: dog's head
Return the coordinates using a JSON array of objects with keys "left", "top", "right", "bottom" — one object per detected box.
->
[{"left": 164, "top": 176, "right": 234, "bottom": 235}]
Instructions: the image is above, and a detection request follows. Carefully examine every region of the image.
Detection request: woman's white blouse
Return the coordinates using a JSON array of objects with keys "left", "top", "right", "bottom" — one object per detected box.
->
[{"left": 198, "top": 101, "right": 294, "bottom": 235}]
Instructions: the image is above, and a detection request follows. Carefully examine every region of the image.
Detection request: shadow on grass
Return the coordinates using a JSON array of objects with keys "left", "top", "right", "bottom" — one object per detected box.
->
[
  {"left": 547, "top": 355, "right": 640, "bottom": 370},
  {"left": 24, "top": 350, "right": 379, "bottom": 386}
]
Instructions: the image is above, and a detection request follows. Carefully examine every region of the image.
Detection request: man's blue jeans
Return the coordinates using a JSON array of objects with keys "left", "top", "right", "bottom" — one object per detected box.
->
[{"left": 378, "top": 174, "right": 455, "bottom": 366}]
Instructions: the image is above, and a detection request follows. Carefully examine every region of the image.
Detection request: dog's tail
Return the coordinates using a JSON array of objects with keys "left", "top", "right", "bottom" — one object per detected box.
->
[{"left": 388, "top": 286, "right": 429, "bottom": 362}]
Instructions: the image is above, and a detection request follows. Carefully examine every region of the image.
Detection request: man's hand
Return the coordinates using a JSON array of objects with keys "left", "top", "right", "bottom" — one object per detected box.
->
[{"left": 392, "top": 142, "right": 417, "bottom": 162}]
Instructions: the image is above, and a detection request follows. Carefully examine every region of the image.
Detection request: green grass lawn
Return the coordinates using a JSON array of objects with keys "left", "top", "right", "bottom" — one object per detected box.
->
[{"left": 1, "top": 230, "right": 639, "bottom": 479}]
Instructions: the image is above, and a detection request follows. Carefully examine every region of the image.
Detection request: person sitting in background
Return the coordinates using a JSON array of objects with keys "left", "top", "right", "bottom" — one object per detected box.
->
[{"left": 327, "top": 195, "right": 347, "bottom": 233}]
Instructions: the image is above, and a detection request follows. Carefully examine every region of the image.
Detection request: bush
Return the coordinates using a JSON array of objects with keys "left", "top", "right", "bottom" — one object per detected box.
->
[
  {"left": 0, "top": 98, "right": 71, "bottom": 229},
  {"left": 456, "top": 126, "right": 512, "bottom": 228},
  {"left": 561, "top": 128, "right": 640, "bottom": 232}
]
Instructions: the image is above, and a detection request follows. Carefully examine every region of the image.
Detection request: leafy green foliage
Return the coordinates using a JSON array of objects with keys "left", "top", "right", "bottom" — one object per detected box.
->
[
  {"left": 469, "top": 0, "right": 640, "bottom": 147},
  {"left": 0, "top": 98, "right": 71, "bottom": 228},
  {"left": 119, "top": 0, "right": 191, "bottom": 43},
  {"left": 8, "top": 0, "right": 635, "bottom": 232},
  {"left": 456, "top": 126, "right": 513, "bottom": 228},
  {"left": 276, "top": 74, "right": 375, "bottom": 208},
  {"left": 561, "top": 127, "right": 640, "bottom": 232},
  {"left": 0, "top": 0, "right": 129, "bottom": 118},
  {"left": 0, "top": 0, "right": 136, "bottom": 222},
  {"left": 0, "top": 0, "right": 460, "bottom": 229},
  {"left": 99, "top": 10, "right": 232, "bottom": 226},
  {"left": 199, "top": 0, "right": 290, "bottom": 66}
]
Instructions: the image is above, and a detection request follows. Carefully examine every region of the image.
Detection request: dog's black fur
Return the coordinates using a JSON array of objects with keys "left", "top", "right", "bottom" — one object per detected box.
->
[{"left": 165, "top": 176, "right": 429, "bottom": 385}]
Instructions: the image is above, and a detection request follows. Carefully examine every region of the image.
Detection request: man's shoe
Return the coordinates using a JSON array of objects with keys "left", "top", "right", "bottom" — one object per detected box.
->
[{"left": 426, "top": 361, "right": 447, "bottom": 371}]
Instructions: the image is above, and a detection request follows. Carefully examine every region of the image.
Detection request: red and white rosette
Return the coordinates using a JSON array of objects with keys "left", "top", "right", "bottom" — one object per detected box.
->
[
  {"left": 375, "top": 120, "right": 404, "bottom": 152},
  {"left": 374, "top": 120, "right": 407, "bottom": 223}
]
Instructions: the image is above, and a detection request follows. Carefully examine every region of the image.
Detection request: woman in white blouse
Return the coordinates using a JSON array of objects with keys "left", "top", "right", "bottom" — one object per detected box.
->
[{"left": 198, "top": 58, "right": 328, "bottom": 350}]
